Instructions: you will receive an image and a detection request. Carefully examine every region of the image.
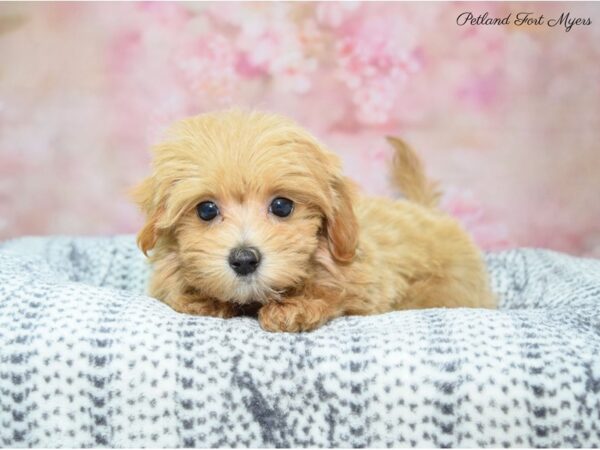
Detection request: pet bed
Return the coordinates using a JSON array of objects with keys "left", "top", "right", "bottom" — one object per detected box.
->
[{"left": 1, "top": 235, "right": 599, "bottom": 447}]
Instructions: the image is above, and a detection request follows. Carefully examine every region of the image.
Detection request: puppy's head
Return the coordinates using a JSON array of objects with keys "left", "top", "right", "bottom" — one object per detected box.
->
[{"left": 132, "top": 110, "right": 358, "bottom": 304}]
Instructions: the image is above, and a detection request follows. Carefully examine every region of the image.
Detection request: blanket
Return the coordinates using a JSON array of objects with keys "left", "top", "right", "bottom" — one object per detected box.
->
[{"left": 1, "top": 235, "right": 599, "bottom": 447}]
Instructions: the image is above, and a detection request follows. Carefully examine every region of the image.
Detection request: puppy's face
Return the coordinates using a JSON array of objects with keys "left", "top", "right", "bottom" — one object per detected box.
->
[
  {"left": 134, "top": 111, "right": 358, "bottom": 305},
  {"left": 174, "top": 176, "right": 322, "bottom": 304}
]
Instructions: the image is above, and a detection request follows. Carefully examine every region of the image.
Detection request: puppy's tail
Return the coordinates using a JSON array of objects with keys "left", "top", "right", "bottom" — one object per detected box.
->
[{"left": 386, "top": 136, "right": 441, "bottom": 209}]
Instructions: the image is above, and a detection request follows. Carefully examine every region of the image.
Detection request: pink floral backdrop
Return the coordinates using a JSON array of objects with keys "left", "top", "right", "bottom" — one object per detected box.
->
[{"left": 1, "top": 2, "right": 599, "bottom": 256}]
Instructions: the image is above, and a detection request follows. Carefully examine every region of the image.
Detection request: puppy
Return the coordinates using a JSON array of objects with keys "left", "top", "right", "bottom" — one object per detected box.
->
[{"left": 132, "top": 110, "right": 495, "bottom": 332}]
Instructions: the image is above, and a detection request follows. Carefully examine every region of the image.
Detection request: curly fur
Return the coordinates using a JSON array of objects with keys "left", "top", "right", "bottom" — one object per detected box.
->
[{"left": 132, "top": 110, "right": 495, "bottom": 332}]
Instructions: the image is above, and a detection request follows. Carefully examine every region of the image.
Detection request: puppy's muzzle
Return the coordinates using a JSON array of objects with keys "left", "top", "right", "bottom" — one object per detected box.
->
[{"left": 228, "top": 246, "right": 261, "bottom": 276}]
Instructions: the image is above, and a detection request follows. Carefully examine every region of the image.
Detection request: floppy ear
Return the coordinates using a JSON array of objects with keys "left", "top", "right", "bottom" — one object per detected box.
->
[
  {"left": 136, "top": 208, "right": 163, "bottom": 256},
  {"left": 324, "top": 175, "right": 359, "bottom": 263},
  {"left": 130, "top": 177, "right": 164, "bottom": 256}
]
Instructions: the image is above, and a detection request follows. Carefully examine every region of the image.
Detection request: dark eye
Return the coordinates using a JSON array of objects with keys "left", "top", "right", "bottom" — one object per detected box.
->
[
  {"left": 196, "top": 201, "right": 219, "bottom": 221},
  {"left": 270, "top": 197, "right": 294, "bottom": 218}
]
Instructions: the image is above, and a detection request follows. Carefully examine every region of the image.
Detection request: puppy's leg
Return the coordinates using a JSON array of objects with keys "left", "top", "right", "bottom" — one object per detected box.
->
[
  {"left": 258, "top": 296, "right": 342, "bottom": 332},
  {"left": 180, "top": 299, "right": 238, "bottom": 318},
  {"left": 401, "top": 273, "right": 496, "bottom": 310},
  {"left": 167, "top": 293, "right": 238, "bottom": 318}
]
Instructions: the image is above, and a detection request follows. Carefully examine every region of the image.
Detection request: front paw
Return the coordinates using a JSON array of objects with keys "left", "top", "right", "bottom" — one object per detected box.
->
[
  {"left": 258, "top": 299, "right": 327, "bottom": 332},
  {"left": 177, "top": 298, "right": 237, "bottom": 318}
]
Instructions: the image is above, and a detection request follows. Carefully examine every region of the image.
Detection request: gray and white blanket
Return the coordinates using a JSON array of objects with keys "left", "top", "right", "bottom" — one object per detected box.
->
[{"left": 1, "top": 235, "right": 599, "bottom": 448}]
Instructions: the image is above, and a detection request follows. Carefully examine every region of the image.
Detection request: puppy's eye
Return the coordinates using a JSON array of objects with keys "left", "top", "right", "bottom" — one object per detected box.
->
[
  {"left": 269, "top": 197, "right": 294, "bottom": 218},
  {"left": 196, "top": 201, "right": 219, "bottom": 221}
]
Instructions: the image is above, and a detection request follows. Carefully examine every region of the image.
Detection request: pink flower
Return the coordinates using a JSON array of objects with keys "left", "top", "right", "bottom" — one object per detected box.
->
[
  {"left": 174, "top": 34, "right": 240, "bottom": 102},
  {"left": 334, "top": 14, "right": 421, "bottom": 125},
  {"left": 315, "top": 2, "right": 360, "bottom": 29},
  {"left": 206, "top": 3, "right": 319, "bottom": 93}
]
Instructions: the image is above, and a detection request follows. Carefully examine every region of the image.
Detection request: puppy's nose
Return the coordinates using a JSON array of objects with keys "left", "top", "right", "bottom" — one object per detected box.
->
[{"left": 228, "top": 246, "right": 261, "bottom": 276}]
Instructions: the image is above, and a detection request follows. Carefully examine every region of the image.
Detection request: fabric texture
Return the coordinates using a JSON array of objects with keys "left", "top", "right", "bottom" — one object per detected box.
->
[{"left": 1, "top": 235, "right": 599, "bottom": 448}]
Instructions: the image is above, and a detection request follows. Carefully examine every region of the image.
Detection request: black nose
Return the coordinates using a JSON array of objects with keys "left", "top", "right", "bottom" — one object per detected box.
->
[{"left": 228, "top": 247, "right": 261, "bottom": 276}]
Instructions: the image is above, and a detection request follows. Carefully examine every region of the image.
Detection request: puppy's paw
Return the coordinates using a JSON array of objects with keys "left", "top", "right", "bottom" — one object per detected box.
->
[
  {"left": 258, "top": 298, "right": 330, "bottom": 333},
  {"left": 175, "top": 298, "right": 237, "bottom": 318}
]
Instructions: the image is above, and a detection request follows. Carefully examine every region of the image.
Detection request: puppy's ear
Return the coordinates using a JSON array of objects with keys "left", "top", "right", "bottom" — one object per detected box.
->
[
  {"left": 325, "top": 175, "right": 359, "bottom": 263},
  {"left": 130, "top": 177, "right": 164, "bottom": 256},
  {"left": 136, "top": 208, "right": 163, "bottom": 256}
]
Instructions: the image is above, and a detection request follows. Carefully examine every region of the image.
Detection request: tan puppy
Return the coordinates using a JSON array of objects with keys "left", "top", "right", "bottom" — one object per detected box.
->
[{"left": 133, "top": 110, "right": 495, "bottom": 332}]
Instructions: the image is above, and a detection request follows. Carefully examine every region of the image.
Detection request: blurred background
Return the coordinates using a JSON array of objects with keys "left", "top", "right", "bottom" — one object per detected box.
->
[{"left": 0, "top": 2, "right": 599, "bottom": 256}]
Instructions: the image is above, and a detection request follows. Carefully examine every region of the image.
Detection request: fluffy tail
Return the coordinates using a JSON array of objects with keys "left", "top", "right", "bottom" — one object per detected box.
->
[{"left": 386, "top": 136, "right": 441, "bottom": 208}]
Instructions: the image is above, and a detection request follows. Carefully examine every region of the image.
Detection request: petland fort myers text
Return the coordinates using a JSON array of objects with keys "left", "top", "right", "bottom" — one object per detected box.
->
[{"left": 457, "top": 11, "right": 592, "bottom": 32}]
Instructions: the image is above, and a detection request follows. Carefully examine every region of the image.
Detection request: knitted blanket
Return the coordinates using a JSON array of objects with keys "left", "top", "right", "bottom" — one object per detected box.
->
[{"left": 1, "top": 235, "right": 599, "bottom": 448}]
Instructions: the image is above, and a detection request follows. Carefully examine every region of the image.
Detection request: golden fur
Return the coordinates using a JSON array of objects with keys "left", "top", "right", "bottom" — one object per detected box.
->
[{"left": 132, "top": 110, "right": 495, "bottom": 332}]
